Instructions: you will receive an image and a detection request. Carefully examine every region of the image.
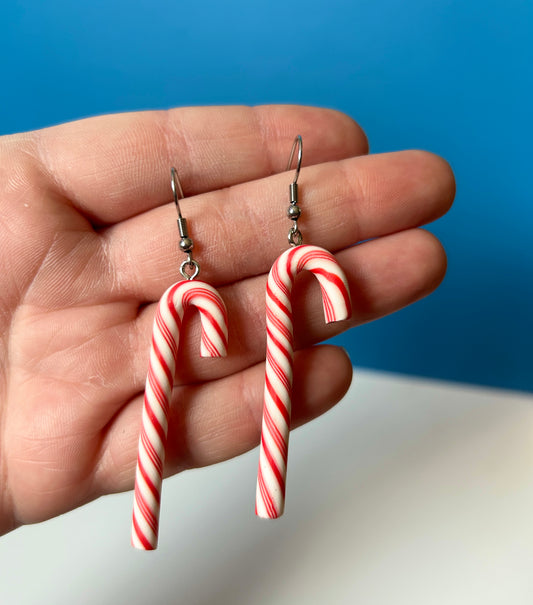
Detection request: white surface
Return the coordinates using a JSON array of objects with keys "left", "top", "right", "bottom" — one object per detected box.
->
[{"left": 1, "top": 370, "right": 533, "bottom": 604}]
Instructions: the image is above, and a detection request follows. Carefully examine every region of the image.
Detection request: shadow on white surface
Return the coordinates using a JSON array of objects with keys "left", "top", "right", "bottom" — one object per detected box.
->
[{"left": 1, "top": 370, "right": 532, "bottom": 604}]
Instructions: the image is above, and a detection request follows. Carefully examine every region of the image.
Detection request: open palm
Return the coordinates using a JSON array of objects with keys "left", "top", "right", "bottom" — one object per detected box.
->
[{"left": 0, "top": 105, "right": 454, "bottom": 536}]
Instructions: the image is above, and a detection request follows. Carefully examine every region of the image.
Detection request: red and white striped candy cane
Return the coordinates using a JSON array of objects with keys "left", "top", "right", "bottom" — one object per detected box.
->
[
  {"left": 132, "top": 280, "right": 228, "bottom": 550},
  {"left": 256, "top": 244, "right": 351, "bottom": 519}
]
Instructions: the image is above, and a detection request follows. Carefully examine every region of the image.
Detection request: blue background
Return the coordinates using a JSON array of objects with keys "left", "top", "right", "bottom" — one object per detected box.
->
[{"left": 1, "top": 0, "right": 531, "bottom": 391}]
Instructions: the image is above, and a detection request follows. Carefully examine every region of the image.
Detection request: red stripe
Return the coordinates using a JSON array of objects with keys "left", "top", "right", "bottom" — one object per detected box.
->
[
  {"left": 134, "top": 486, "right": 157, "bottom": 529},
  {"left": 286, "top": 247, "right": 299, "bottom": 280},
  {"left": 141, "top": 428, "right": 164, "bottom": 472},
  {"left": 261, "top": 433, "right": 286, "bottom": 497},
  {"left": 266, "top": 302, "right": 293, "bottom": 344},
  {"left": 266, "top": 280, "right": 291, "bottom": 318},
  {"left": 136, "top": 456, "right": 161, "bottom": 505},
  {"left": 266, "top": 347, "right": 292, "bottom": 393},
  {"left": 134, "top": 484, "right": 158, "bottom": 534},
  {"left": 202, "top": 334, "right": 217, "bottom": 357},
  {"left": 257, "top": 470, "right": 277, "bottom": 517},
  {"left": 144, "top": 386, "right": 167, "bottom": 444},
  {"left": 146, "top": 376, "right": 168, "bottom": 420},
  {"left": 152, "top": 337, "right": 174, "bottom": 384},
  {"left": 131, "top": 514, "right": 154, "bottom": 550},
  {"left": 196, "top": 308, "right": 227, "bottom": 351},
  {"left": 312, "top": 267, "right": 351, "bottom": 319},
  {"left": 257, "top": 470, "right": 278, "bottom": 518},
  {"left": 147, "top": 364, "right": 170, "bottom": 409},
  {"left": 266, "top": 323, "right": 293, "bottom": 364},
  {"left": 180, "top": 284, "right": 228, "bottom": 351},
  {"left": 156, "top": 310, "right": 180, "bottom": 360},
  {"left": 265, "top": 374, "right": 291, "bottom": 428},
  {"left": 263, "top": 406, "right": 288, "bottom": 461}
]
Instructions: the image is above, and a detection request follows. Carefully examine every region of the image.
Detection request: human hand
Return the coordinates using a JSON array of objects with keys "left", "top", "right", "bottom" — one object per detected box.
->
[{"left": 0, "top": 105, "right": 454, "bottom": 535}]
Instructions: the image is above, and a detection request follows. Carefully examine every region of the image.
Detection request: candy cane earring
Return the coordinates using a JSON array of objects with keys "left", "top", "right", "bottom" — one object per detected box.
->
[
  {"left": 132, "top": 168, "right": 228, "bottom": 550},
  {"left": 256, "top": 136, "right": 352, "bottom": 519}
]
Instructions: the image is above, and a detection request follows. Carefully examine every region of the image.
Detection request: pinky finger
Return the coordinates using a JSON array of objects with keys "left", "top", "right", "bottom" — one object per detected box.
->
[{"left": 94, "top": 345, "right": 353, "bottom": 495}]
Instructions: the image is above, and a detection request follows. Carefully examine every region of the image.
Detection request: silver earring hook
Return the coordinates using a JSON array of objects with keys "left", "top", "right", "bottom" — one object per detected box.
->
[
  {"left": 170, "top": 167, "right": 200, "bottom": 280},
  {"left": 170, "top": 166, "right": 185, "bottom": 218},
  {"left": 286, "top": 135, "right": 303, "bottom": 186},
  {"left": 286, "top": 136, "right": 303, "bottom": 247}
]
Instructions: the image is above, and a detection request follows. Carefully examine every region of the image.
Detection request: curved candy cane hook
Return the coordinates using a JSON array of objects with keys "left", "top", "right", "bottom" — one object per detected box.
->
[
  {"left": 256, "top": 244, "right": 351, "bottom": 519},
  {"left": 132, "top": 280, "right": 228, "bottom": 550}
]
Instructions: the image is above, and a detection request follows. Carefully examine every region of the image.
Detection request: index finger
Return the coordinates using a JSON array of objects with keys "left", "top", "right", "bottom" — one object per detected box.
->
[{"left": 26, "top": 105, "right": 368, "bottom": 224}]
